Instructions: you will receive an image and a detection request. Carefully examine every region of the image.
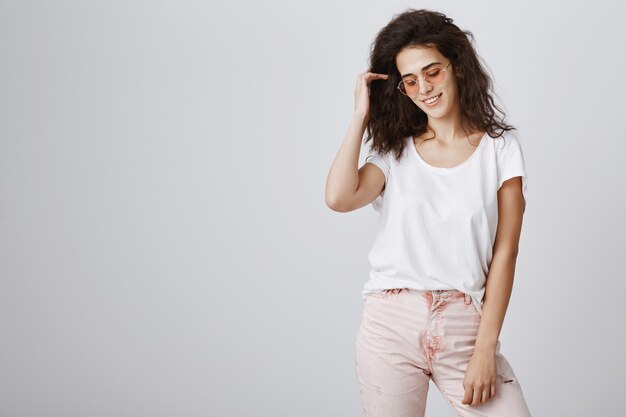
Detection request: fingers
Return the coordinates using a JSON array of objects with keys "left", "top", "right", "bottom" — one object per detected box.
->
[
  {"left": 462, "top": 383, "right": 497, "bottom": 406},
  {"left": 472, "top": 388, "right": 482, "bottom": 407},
  {"left": 481, "top": 387, "right": 491, "bottom": 403},
  {"left": 359, "top": 71, "right": 389, "bottom": 82},
  {"left": 461, "top": 386, "right": 473, "bottom": 405}
]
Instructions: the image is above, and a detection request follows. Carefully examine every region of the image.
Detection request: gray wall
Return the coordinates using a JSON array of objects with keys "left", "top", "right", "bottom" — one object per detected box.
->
[{"left": 1, "top": 0, "right": 624, "bottom": 416}]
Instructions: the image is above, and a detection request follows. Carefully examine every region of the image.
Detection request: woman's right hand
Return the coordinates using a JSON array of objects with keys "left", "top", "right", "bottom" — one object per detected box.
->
[{"left": 354, "top": 70, "right": 389, "bottom": 118}]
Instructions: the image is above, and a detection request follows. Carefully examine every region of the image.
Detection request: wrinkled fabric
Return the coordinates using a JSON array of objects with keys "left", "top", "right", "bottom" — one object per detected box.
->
[
  {"left": 363, "top": 132, "right": 529, "bottom": 316},
  {"left": 355, "top": 289, "right": 532, "bottom": 417}
]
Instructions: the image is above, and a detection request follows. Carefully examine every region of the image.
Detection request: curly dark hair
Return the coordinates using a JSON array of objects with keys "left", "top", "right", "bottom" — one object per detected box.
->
[{"left": 365, "top": 8, "right": 516, "bottom": 160}]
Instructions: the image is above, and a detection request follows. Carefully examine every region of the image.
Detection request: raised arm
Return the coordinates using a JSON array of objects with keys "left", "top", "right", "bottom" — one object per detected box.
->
[{"left": 325, "top": 71, "right": 388, "bottom": 212}]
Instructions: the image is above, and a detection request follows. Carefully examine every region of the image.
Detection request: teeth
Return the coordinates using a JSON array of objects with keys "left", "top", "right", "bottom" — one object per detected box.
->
[{"left": 425, "top": 94, "right": 441, "bottom": 104}]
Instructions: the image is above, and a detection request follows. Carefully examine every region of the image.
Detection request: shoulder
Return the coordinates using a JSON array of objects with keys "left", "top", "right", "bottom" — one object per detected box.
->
[
  {"left": 364, "top": 147, "right": 392, "bottom": 182},
  {"left": 365, "top": 147, "right": 392, "bottom": 166},
  {"left": 492, "top": 130, "right": 523, "bottom": 152},
  {"left": 365, "top": 136, "right": 413, "bottom": 166},
  {"left": 365, "top": 140, "right": 405, "bottom": 165}
]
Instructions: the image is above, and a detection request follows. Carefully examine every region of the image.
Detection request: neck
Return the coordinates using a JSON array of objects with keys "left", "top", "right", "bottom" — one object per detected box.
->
[{"left": 425, "top": 107, "right": 469, "bottom": 144}]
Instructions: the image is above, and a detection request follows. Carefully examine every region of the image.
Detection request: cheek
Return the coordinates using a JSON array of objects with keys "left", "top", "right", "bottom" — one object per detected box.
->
[
  {"left": 447, "top": 83, "right": 460, "bottom": 99},
  {"left": 442, "top": 88, "right": 458, "bottom": 106}
]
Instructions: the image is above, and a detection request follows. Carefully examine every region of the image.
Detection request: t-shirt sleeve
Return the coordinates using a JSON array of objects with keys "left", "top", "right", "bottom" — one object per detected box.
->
[
  {"left": 364, "top": 149, "right": 391, "bottom": 212},
  {"left": 364, "top": 149, "right": 390, "bottom": 184},
  {"left": 496, "top": 133, "right": 528, "bottom": 204}
]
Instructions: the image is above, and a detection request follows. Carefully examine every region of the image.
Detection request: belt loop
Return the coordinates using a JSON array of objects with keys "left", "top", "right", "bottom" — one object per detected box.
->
[{"left": 465, "top": 294, "right": 471, "bottom": 305}]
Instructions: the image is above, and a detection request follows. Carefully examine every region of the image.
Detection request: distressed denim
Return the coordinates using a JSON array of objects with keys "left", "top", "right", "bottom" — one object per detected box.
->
[{"left": 355, "top": 288, "right": 532, "bottom": 417}]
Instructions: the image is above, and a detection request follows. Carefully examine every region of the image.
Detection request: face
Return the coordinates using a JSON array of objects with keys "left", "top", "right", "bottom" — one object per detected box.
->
[{"left": 395, "top": 45, "right": 459, "bottom": 119}]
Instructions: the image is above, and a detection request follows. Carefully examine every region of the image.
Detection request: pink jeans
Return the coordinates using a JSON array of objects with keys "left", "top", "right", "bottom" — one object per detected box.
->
[{"left": 355, "top": 288, "right": 532, "bottom": 417}]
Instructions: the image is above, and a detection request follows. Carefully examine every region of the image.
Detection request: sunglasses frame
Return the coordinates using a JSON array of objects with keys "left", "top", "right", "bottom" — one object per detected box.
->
[{"left": 397, "top": 62, "right": 452, "bottom": 97}]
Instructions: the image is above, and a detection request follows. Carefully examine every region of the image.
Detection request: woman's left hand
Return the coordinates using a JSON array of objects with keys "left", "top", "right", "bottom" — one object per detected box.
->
[{"left": 461, "top": 349, "right": 498, "bottom": 406}]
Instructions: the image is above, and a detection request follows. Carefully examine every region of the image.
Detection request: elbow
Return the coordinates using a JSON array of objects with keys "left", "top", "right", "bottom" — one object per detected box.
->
[
  {"left": 326, "top": 190, "right": 355, "bottom": 212},
  {"left": 326, "top": 195, "right": 349, "bottom": 212},
  {"left": 326, "top": 196, "right": 339, "bottom": 211},
  {"left": 325, "top": 191, "right": 340, "bottom": 211}
]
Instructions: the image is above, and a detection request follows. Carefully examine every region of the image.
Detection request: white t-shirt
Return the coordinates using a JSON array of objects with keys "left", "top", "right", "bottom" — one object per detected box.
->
[{"left": 363, "top": 131, "right": 528, "bottom": 316}]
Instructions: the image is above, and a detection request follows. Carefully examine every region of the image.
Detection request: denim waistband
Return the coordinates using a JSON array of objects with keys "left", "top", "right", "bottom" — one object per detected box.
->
[
  {"left": 431, "top": 289, "right": 472, "bottom": 305},
  {"left": 381, "top": 288, "right": 472, "bottom": 305}
]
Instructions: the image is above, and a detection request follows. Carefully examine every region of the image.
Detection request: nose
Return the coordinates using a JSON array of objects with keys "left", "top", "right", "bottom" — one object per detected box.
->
[{"left": 418, "top": 77, "right": 433, "bottom": 96}]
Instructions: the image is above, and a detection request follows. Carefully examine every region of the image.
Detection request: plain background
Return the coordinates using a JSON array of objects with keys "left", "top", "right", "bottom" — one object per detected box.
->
[{"left": 1, "top": 1, "right": 625, "bottom": 416}]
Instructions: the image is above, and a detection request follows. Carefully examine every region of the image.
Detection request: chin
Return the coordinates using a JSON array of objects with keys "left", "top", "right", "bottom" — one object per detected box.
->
[{"left": 421, "top": 104, "right": 448, "bottom": 115}]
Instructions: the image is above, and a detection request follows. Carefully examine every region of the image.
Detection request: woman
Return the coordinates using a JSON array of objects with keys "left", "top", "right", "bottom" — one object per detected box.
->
[{"left": 325, "top": 9, "right": 533, "bottom": 417}]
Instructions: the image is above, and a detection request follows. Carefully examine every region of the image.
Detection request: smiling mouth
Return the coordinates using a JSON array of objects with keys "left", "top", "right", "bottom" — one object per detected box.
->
[{"left": 422, "top": 93, "right": 442, "bottom": 104}]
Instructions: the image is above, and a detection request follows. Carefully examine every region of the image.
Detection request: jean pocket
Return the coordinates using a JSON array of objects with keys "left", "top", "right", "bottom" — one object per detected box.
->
[
  {"left": 495, "top": 343, "right": 518, "bottom": 384},
  {"left": 369, "top": 288, "right": 404, "bottom": 299},
  {"left": 368, "top": 291, "right": 390, "bottom": 299},
  {"left": 497, "top": 365, "right": 517, "bottom": 384}
]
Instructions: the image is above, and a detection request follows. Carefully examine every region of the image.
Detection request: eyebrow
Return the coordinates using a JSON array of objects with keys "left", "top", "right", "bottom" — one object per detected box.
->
[{"left": 401, "top": 62, "right": 442, "bottom": 78}]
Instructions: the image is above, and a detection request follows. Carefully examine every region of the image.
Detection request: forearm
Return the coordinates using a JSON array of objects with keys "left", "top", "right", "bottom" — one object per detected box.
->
[
  {"left": 473, "top": 252, "right": 518, "bottom": 354},
  {"left": 325, "top": 113, "right": 368, "bottom": 206}
]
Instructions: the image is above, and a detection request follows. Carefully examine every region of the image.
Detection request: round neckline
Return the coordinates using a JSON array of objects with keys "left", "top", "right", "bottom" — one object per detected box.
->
[{"left": 408, "top": 131, "right": 488, "bottom": 173}]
